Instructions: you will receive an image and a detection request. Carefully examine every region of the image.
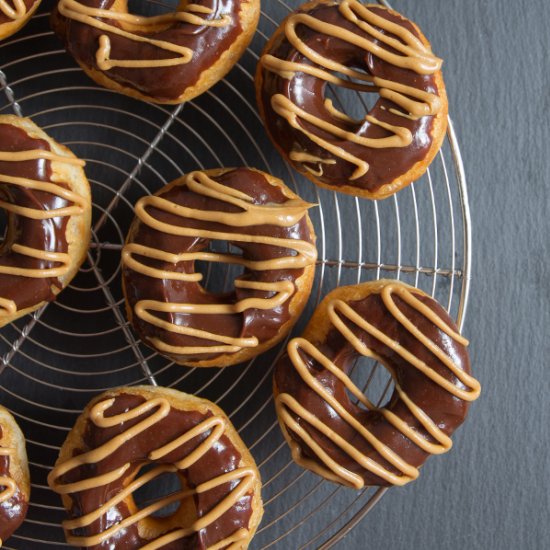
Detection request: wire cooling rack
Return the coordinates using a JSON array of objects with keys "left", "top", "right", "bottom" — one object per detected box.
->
[{"left": 0, "top": 1, "right": 471, "bottom": 548}]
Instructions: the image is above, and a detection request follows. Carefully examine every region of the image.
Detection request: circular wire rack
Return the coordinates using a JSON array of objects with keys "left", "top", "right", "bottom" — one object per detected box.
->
[{"left": 0, "top": 1, "right": 472, "bottom": 548}]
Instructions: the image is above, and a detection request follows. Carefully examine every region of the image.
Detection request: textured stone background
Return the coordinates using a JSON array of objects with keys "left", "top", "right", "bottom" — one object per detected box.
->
[{"left": 343, "top": 1, "right": 550, "bottom": 549}]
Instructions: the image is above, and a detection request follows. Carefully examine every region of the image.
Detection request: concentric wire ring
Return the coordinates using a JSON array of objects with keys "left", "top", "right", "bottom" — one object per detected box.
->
[{"left": 0, "top": 1, "right": 471, "bottom": 548}]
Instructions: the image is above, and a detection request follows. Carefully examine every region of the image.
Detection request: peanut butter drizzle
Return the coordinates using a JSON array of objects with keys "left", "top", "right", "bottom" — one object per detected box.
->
[
  {"left": 0, "top": 297, "right": 16, "bottom": 317},
  {"left": 0, "top": 448, "right": 16, "bottom": 504},
  {"left": 122, "top": 170, "right": 317, "bottom": 356},
  {"left": 260, "top": 0, "right": 443, "bottom": 180},
  {"left": 276, "top": 283, "right": 481, "bottom": 488},
  {"left": 289, "top": 149, "right": 337, "bottom": 177},
  {"left": 0, "top": 148, "right": 87, "bottom": 287},
  {"left": 48, "top": 396, "right": 257, "bottom": 548},
  {"left": 57, "top": 0, "right": 231, "bottom": 71},
  {"left": 0, "top": 0, "right": 26, "bottom": 20}
]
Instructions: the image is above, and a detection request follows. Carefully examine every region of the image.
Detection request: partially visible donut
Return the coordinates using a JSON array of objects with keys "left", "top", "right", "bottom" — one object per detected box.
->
[
  {"left": 122, "top": 168, "right": 317, "bottom": 368},
  {"left": 0, "top": 115, "right": 91, "bottom": 326},
  {"left": 0, "top": 405, "right": 30, "bottom": 546},
  {"left": 274, "top": 280, "right": 481, "bottom": 488},
  {"left": 51, "top": 0, "right": 261, "bottom": 103},
  {"left": 0, "top": 0, "right": 41, "bottom": 40},
  {"left": 257, "top": 0, "right": 448, "bottom": 199},
  {"left": 48, "top": 385, "right": 263, "bottom": 549}
]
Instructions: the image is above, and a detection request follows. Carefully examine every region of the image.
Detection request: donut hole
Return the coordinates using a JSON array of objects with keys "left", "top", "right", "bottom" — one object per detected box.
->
[
  {"left": 324, "top": 80, "right": 377, "bottom": 124},
  {"left": 195, "top": 240, "right": 245, "bottom": 296},
  {"left": 0, "top": 203, "right": 7, "bottom": 244},
  {"left": 132, "top": 464, "right": 185, "bottom": 519},
  {"left": 128, "top": 0, "right": 180, "bottom": 18},
  {"left": 347, "top": 355, "right": 396, "bottom": 411},
  {"left": 0, "top": 186, "right": 12, "bottom": 246}
]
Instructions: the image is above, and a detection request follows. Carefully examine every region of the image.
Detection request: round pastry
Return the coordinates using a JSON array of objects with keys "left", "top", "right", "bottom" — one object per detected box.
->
[
  {"left": 256, "top": 0, "right": 448, "bottom": 200},
  {"left": 48, "top": 385, "right": 263, "bottom": 549},
  {"left": 122, "top": 168, "right": 317, "bottom": 367},
  {"left": 0, "top": 115, "right": 92, "bottom": 327},
  {"left": 0, "top": 405, "right": 30, "bottom": 545},
  {"left": 0, "top": 0, "right": 41, "bottom": 40},
  {"left": 274, "top": 279, "right": 481, "bottom": 488},
  {"left": 51, "top": 0, "right": 261, "bottom": 104}
]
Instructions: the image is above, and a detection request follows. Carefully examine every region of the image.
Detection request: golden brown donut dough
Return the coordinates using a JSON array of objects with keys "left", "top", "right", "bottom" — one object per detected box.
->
[
  {"left": 0, "top": 115, "right": 92, "bottom": 327},
  {"left": 122, "top": 167, "right": 317, "bottom": 368},
  {"left": 51, "top": 0, "right": 261, "bottom": 104},
  {"left": 49, "top": 385, "right": 263, "bottom": 549},
  {"left": 0, "top": 0, "right": 41, "bottom": 41},
  {"left": 0, "top": 404, "right": 30, "bottom": 545}
]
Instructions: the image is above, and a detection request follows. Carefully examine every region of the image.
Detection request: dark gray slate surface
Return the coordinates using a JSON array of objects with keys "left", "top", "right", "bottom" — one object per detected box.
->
[
  {"left": 344, "top": 1, "right": 550, "bottom": 549},
  {"left": 0, "top": 0, "right": 548, "bottom": 549}
]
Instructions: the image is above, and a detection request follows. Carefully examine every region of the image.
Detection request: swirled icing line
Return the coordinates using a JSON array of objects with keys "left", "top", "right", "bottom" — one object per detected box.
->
[
  {"left": 0, "top": 0, "right": 26, "bottom": 20},
  {"left": 57, "top": 0, "right": 231, "bottom": 70},
  {"left": 48, "top": 396, "right": 257, "bottom": 548},
  {"left": 260, "top": 0, "right": 443, "bottom": 179},
  {"left": 0, "top": 148, "right": 86, "bottom": 318},
  {"left": 276, "top": 283, "right": 481, "bottom": 488},
  {"left": 122, "top": 170, "right": 317, "bottom": 356},
  {"left": 0, "top": 448, "right": 16, "bottom": 504}
]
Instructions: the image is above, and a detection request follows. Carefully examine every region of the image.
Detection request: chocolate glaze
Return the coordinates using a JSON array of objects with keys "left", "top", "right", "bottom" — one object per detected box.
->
[
  {"left": 0, "top": 426, "right": 28, "bottom": 544},
  {"left": 258, "top": 3, "right": 442, "bottom": 193},
  {"left": 123, "top": 168, "right": 314, "bottom": 363},
  {"left": 61, "top": 393, "right": 253, "bottom": 550},
  {"left": 0, "top": 123, "right": 70, "bottom": 313},
  {"left": 275, "top": 290, "right": 472, "bottom": 487},
  {"left": 51, "top": 0, "right": 249, "bottom": 101},
  {"left": 0, "top": 0, "right": 36, "bottom": 25}
]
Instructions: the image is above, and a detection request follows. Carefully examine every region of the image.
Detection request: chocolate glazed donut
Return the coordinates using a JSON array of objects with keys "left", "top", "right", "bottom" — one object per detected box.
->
[
  {"left": 0, "top": 405, "right": 30, "bottom": 546},
  {"left": 48, "top": 386, "right": 263, "bottom": 549},
  {"left": 122, "top": 168, "right": 317, "bottom": 368},
  {"left": 0, "top": 0, "right": 41, "bottom": 40},
  {"left": 51, "top": 0, "right": 260, "bottom": 103},
  {"left": 274, "top": 280, "right": 481, "bottom": 488},
  {"left": 0, "top": 115, "right": 91, "bottom": 327},
  {"left": 257, "top": 0, "right": 448, "bottom": 199}
]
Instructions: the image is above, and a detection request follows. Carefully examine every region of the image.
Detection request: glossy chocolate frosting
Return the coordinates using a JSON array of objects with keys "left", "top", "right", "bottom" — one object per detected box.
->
[
  {"left": 0, "top": 123, "right": 70, "bottom": 314},
  {"left": 258, "top": 2, "right": 443, "bottom": 194},
  {"left": 0, "top": 426, "right": 28, "bottom": 544},
  {"left": 0, "top": 0, "right": 36, "bottom": 25},
  {"left": 275, "top": 285, "right": 476, "bottom": 487},
  {"left": 122, "top": 168, "right": 315, "bottom": 364},
  {"left": 51, "top": 0, "right": 249, "bottom": 101},
  {"left": 58, "top": 393, "right": 254, "bottom": 550}
]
